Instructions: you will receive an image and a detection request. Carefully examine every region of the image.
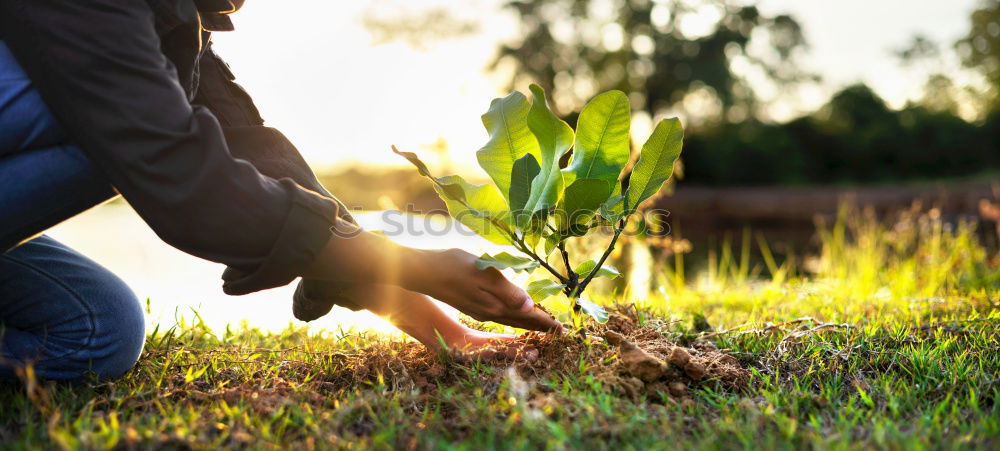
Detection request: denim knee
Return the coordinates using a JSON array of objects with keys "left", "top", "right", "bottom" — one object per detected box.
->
[
  {"left": 82, "top": 270, "right": 146, "bottom": 380},
  {"left": 0, "top": 236, "right": 146, "bottom": 381}
]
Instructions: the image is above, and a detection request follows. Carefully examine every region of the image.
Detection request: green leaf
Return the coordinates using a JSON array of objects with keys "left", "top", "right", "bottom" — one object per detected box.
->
[
  {"left": 600, "top": 195, "right": 625, "bottom": 221},
  {"left": 561, "top": 90, "right": 630, "bottom": 196},
  {"left": 393, "top": 146, "right": 470, "bottom": 206},
  {"left": 574, "top": 260, "right": 622, "bottom": 279},
  {"left": 509, "top": 153, "right": 540, "bottom": 223},
  {"left": 436, "top": 180, "right": 468, "bottom": 204},
  {"left": 475, "top": 252, "right": 539, "bottom": 273},
  {"left": 433, "top": 175, "right": 513, "bottom": 245},
  {"left": 564, "top": 223, "right": 590, "bottom": 237},
  {"left": 556, "top": 178, "right": 611, "bottom": 232},
  {"left": 543, "top": 234, "right": 559, "bottom": 256},
  {"left": 524, "top": 231, "right": 542, "bottom": 252},
  {"left": 476, "top": 92, "right": 540, "bottom": 203},
  {"left": 526, "top": 279, "right": 564, "bottom": 301},
  {"left": 575, "top": 298, "right": 609, "bottom": 323},
  {"left": 624, "top": 118, "right": 684, "bottom": 214},
  {"left": 523, "top": 84, "right": 574, "bottom": 217},
  {"left": 391, "top": 145, "right": 432, "bottom": 177}
]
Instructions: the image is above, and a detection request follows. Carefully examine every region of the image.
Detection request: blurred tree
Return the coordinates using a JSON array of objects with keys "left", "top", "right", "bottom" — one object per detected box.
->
[
  {"left": 918, "top": 74, "right": 962, "bottom": 114},
  {"left": 681, "top": 83, "right": 999, "bottom": 186},
  {"left": 493, "top": 0, "right": 814, "bottom": 122},
  {"left": 956, "top": 0, "right": 1000, "bottom": 109},
  {"left": 895, "top": 34, "right": 941, "bottom": 65},
  {"left": 894, "top": 34, "right": 960, "bottom": 115},
  {"left": 362, "top": 2, "right": 479, "bottom": 50}
]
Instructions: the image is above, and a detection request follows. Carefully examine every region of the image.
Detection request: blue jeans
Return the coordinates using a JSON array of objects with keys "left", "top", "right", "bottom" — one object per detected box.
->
[{"left": 0, "top": 41, "right": 145, "bottom": 381}]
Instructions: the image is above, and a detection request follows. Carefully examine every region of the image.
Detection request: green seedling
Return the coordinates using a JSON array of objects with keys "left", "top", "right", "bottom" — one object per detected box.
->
[{"left": 394, "top": 85, "right": 683, "bottom": 322}]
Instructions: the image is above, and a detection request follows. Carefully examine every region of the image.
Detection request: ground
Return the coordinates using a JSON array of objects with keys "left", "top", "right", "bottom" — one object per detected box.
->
[{"left": 1, "top": 209, "right": 998, "bottom": 449}]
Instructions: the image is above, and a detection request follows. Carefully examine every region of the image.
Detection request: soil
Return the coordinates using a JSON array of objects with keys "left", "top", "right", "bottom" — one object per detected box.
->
[{"left": 316, "top": 307, "right": 749, "bottom": 403}]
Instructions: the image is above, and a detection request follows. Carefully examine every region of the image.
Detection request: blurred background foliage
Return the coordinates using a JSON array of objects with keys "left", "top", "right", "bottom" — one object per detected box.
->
[
  {"left": 491, "top": 0, "right": 1000, "bottom": 186},
  {"left": 958, "top": 0, "right": 1000, "bottom": 110},
  {"left": 330, "top": 0, "right": 1000, "bottom": 208},
  {"left": 682, "top": 85, "right": 1000, "bottom": 185},
  {"left": 494, "top": 0, "right": 814, "bottom": 122}
]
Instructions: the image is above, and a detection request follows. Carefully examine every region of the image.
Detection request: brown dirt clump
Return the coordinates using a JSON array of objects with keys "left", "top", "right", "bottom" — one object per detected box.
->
[
  {"left": 667, "top": 347, "right": 707, "bottom": 381},
  {"left": 605, "top": 330, "right": 667, "bottom": 382},
  {"left": 313, "top": 310, "right": 749, "bottom": 403}
]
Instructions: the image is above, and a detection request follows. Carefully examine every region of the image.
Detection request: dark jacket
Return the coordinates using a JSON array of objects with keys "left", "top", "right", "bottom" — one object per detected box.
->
[{"left": 0, "top": 0, "right": 351, "bottom": 295}]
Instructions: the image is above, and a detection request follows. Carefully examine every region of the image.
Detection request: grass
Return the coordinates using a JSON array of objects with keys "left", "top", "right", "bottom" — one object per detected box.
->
[{"left": 1, "top": 206, "right": 998, "bottom": 450}]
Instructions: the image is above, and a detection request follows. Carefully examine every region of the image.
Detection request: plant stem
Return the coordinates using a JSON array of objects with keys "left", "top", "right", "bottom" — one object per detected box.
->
[
  {"left": 509, "top": 232, "right": 570, "bottom": 285},
  {"left": 557, "top": 241, "right": 578, "bottom": 295},
  {"left": 573, "top": 217, "right": 627, "bottom": 298},
  {"left": 557, "top": 242, "right": 572, "bottom": 274},
  {"left": 440, "top": 190, "right": 568, "bottom": 284}
]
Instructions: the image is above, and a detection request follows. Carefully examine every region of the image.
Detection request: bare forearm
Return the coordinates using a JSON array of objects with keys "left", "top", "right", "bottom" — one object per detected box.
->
[{"left": 301, "top": 220, "right": 425, "bottom": 289}]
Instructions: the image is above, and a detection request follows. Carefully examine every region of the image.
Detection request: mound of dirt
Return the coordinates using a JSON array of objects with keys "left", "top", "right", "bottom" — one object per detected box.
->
[{"left": 317, "top": 310, "right": 749, "bottom": 403}]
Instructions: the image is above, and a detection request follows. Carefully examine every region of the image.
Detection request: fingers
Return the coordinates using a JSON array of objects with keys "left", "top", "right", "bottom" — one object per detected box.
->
[
  {"left": 506, "top": 308, "right": 564, "bottom": 332},
  {"left": 407, "top": 283, "right": 561, "bottom": 334},
  {"left": 439, "top": 281, "right": 564, "bottom": 333},
  {"left": 481, "top": 271, "right": 535, "bottom": 312},
  {"left": 477, "top": 294, "right": 563, "bottom": 332}
]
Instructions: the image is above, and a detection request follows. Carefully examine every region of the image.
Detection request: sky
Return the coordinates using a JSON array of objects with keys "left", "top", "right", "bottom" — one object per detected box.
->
[
  {"left": 211, "top": 0, "right": 982, "bottom": 172},
  {"left": 753, "top": 0, "right": 981, "bottom": 120}
]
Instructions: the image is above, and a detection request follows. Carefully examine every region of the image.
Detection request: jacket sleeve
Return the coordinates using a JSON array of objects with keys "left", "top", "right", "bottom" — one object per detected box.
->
[
  {"left": 0, "top": 0, "right": 344, "bottom": 294},
  {"left": 194, "top": 46, "right": 365, "bottom": 311},
  {"left": 193, "top": 46, "right": 357, "bottom": 223}
]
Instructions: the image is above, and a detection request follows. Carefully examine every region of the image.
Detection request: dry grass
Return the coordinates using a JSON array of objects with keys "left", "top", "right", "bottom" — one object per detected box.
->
[{"left": 1, "top": 206, "right": 998, "bottom": 449}]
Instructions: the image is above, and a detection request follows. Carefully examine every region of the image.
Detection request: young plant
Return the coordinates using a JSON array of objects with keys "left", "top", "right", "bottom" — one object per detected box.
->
[{"left": 393, "top": 85, "right": 683, "bottom": 322}]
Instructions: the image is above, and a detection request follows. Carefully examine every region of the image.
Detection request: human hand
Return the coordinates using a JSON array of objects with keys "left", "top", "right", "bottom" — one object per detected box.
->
[
  {"left": 335, "top": 283, "right": 541, "bottom": 360},
  {"left": 401, "top": 248, "right": 563, "bottom": 332}
]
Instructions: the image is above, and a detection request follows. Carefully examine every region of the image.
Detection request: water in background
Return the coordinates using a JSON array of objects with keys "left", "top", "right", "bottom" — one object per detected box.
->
[{"left": 46, "top": 204, "right": 504, "bottom": 335}]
